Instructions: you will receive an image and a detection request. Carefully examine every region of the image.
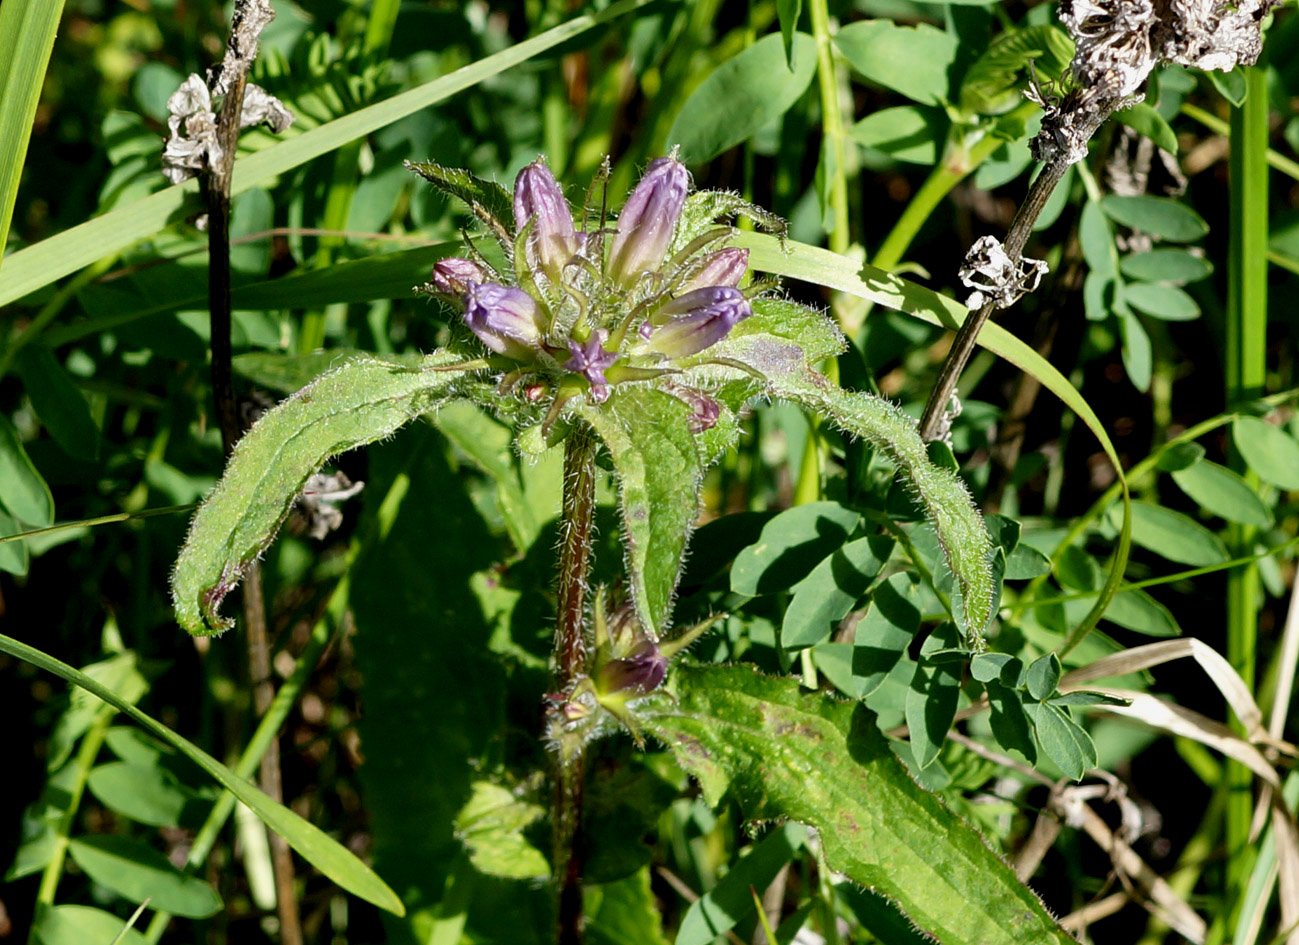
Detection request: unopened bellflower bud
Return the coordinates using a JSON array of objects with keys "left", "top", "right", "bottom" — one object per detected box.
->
[
  {"left": 679, "top": 247, "right": 748, "bottom": 294},
  {"left": 431, "top": 257, "right": 489, "bottom": 297},
  {"left": 514, "top": 160, "right": 582, "bottom": 281},
  {"left": 642, "top": 287, "right": 751, "bottom": 359},
  {"left": 597, "top": 641, "right": 668, "bottom": 697},
  {"left": 463, "top": 282, "right": 545, "bottom": 361},
  {"left": 607, "top": 157, "right": 689, "bottom": 287}
]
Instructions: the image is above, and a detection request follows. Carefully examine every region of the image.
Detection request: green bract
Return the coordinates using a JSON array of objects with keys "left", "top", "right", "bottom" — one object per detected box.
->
[{"left": 171, "top": 157, "right": 995, "bottom": 648}]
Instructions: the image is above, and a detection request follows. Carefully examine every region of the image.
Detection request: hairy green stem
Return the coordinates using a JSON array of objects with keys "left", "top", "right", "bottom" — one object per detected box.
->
[
  {"left": 1224, "top": 62, "right": 1269, "bottom": 925},
  {"left": 554, "top": 427, "right": 597, "bottom": 945}
]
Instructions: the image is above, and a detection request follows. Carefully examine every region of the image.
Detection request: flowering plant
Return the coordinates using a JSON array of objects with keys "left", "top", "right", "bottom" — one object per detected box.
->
[{"left": 169, "top": 153, "right": 1009, "bottom": 939}]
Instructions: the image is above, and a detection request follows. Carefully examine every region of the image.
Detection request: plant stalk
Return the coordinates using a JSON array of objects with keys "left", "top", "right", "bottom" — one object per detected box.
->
[
  {"left": 204, "top": 18, "right": 304, "bottom": 942},
  {"left": 917, "top": 154, "right": 1071, "bottom": 442},
  {"left": 1224, "top": 62, "right": 1269, "bottom": 926},
  {"left": 554, "top": 427, "right": 598, "bottom": 945}
]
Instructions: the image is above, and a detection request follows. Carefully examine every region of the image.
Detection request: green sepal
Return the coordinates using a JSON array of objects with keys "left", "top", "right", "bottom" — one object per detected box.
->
[
  {"left": 171, "top": 352, "right": 481, "bottom": 635},
  {"left": 406, "top": 161, "right": 515, "bottom": 250}
]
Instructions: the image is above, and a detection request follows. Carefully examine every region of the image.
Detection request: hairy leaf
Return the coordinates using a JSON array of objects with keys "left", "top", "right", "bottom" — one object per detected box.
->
[
  {"left": 782, "top": 380, "right": 995, "bottom": 643},
  {"left": 172, "top": 352, "right": 479, "bottom": 634},
  {"left": 407, "top": 161, "right": 514, "bottom": 245},
  {"left": 580, "top": 388, "right": 703, "bottom": 637},
  {"left": 643, "top": 664, "right": 1072, "bottom": 944}
]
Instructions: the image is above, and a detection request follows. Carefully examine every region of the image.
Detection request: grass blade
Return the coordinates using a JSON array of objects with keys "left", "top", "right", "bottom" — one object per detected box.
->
[
  {"left": 0, "top": 0, "right": 652, "bottom": 307},
  {"left": 0, "top": 0, "right": 64, "bottom": 265},
  {"left": 0, "top": 631, "right": 405, "bottom": 915}
]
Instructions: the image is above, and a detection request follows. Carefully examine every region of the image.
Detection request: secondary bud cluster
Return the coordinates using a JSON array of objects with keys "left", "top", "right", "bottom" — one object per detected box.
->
[{"left": 425, "top": 155, "right": 753, "bottom": 413}]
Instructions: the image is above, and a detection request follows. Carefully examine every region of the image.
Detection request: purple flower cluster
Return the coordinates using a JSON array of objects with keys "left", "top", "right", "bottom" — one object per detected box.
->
[{"left": 428, "top": 155, "right": 753, "bottom": 406}]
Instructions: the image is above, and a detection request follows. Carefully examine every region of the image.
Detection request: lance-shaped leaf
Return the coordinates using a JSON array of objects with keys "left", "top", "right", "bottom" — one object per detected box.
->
[
  {"left": 643, "top": 664, "right": 1072, "bottom": 945},
  {"left": 703, "top": 300, "right": 993, "bottom": 642},
  {"left": 172, "top": 352, "right": 481, "bottom": 635},
  {"left": 579, "top": 388, "right": 703, "bottom": 638},
  {"left": 780, "top": 378, "right": 994, "bottom": 643}
]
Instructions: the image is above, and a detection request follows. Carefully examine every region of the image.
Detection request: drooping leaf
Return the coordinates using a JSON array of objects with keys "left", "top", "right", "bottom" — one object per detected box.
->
[
  {"left": 905, "top": 624, "right": 963, "bottom": 768},
  {"left": 1025, "top": 702, "right": 1097, "bottom": 780},
  {"left": 171, "top": 352, "right": 480, "bottom": 634},
  {"left": 852, "top": 574, "right": 922, "bottom": 696},
  {"left": 675, "top": 823, "right": 807, "bottom": 945},
  {"left": 1232, "top": 416, "right": 1299, "bottom": 490},
  {"left": 730, "top": 502, "right": 861, "bottom": 596},
  {"left": 834, "top": 20, "right": 959, "bottom": 106},
  {"left": 1118, "top": 308, "right": 1152, "bottom": 392},
  {"left": 0, "top": 632, "right": 405, "bottom": 915},
  {"left": 643, "top": 664, "right": 1072, "bottom": 944},
  {"left": 67, "top": 835, "right": 223, "bottom": 917},
  {"left": 581, "top": 388, "right": 703, "bottom": 637},
  {"left": 668, "top": 32, "right": 817, "bottom": 165},
  {"left": 782, "top": 382, "right": 994, "bottom": 643},
  {"left": 986, "top": 681, "right": 1037, "bottom": 763},
  {"left": 776, "top": 0, "right": 803, "bottom": 68}
]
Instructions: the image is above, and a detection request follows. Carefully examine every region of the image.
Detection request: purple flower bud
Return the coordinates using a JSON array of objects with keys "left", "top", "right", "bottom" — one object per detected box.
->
[
  {"left": 431, "top": 257, "right": 489, "bottom": 297},
  {"left": 607, "top": 157, "right": 689, "bottom": 286},
  {"left": 565, "top": 329, "right": 620, "bottom": 403},
  {"left": 668, "top": 386, "right": 721, "bottom": 433},
  {"left": 680, "top": 247, "right": 748, "bottom": 293},
  {"left": 597, "top": 641, "right": 668, "bottom": 696},
  {"left": 463, "top": 282, "right": 545, "bottom": 361},
  {"left": 642, "top": 287, "right": 751, "bottom": 359},
  {"left": 514, "top": 160, "right": 582, "bottom": 280}
]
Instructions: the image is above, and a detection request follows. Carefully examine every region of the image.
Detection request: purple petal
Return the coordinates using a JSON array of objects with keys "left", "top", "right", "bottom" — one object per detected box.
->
[
  {"left": 607, "top": 156, "right": 689, "bottom": 286},
  {"left": 463, "top": 282, "right": 544, "bottom": 360},
  {"left": 513, "top": 160, "right": 581, "bottom": 279},
  {"left": 643, "top": 287, "right": 751, "bottom": 359},
  {"left": 430, "top": 257, "right": 488, "bottom": 296},
  {"left": 565, "top": 329, "right": 620, "bottom": 403},
  {"left": 679, "top": 247, "right": 748, "bottom": 293}
]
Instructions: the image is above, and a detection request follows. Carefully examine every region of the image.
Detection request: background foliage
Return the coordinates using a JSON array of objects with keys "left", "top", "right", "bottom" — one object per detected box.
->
[{"left": 4, "top": 0, "right": 1299, "bottom": 943}]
